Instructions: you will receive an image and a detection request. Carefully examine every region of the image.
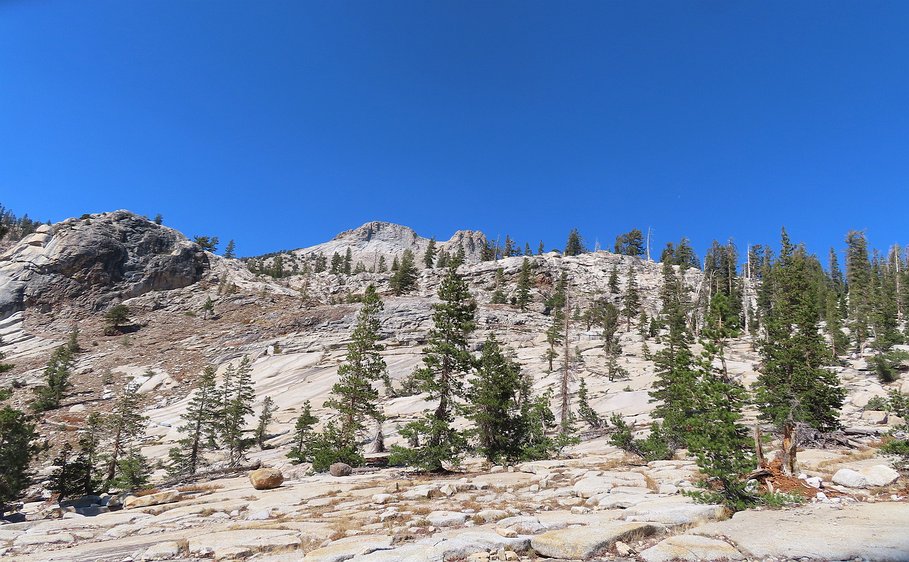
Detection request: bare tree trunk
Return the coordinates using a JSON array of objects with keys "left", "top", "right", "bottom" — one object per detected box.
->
[
  {"left": 753, "top": 424, "right": 764, "bottom": 468},
  {"left": 780, "top": 421, "right": 797, "bottom": 476},
  {"left": 560, "top": 283, "right": 571, "bottom": 432}
]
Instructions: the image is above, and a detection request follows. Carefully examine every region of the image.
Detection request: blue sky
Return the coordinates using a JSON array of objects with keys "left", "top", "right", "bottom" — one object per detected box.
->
[{"left": 2, "top": 1, "right": 907, "bottom": 259}]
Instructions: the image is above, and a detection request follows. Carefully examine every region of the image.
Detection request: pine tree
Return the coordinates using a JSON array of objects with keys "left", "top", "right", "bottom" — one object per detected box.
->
[
  {"left": 468, "top": 335, "right": 526, "bottom": 463},
  {"left": 516, "top": 258, "right": 532, "bottom": 311},
  {"left": 168, "top": 366, "right": 219, "bottom": 477},
  {"left": 104, "top": 383, "right": 148, "bottom": 489},
  {"left": 104, "top": 304, "right": 131, "bottom": 335},
  {"left": 576, "top": 378, "right": 601, "bottom": 428},
  {"left": 537, "top": 241, "right": 545, "bottom": 255},
  {"left": 377, "top": 255, "right": 387, "bottom": 273},
  {"left": 49, "top": 442, "right": 93, "bottom": 501},
  {"left": 255, "top": 396, "right": 277, "bottom": 449},
  {"left": 330, "top": 252, "right": 343, "bottom": 274},
  {"left": 390, "top": 250, "right": 418, "bottom": 295},
  {"left": 324, "top": 285, "right": 386, "bottom": 451},
  {"left": 0, "top": 405, "right": 40, "bottom": 514},
  {"left": 650, "top": 259, "right": 697, "bottom": 449},
  {"left": 524, "top": 242, "right": 532, "bottom": 256},
  {"left": 32, "top": 346, "right": 73, "bottom": 412},
  {"left": 390, "top": 265, "right": 476, "bottom": 471},
  {"left": 614, "top": 229, "right": 645, "bottom": 256},
  {"left": 0, "top": 337, "right": 12, "bottom": 375},
  {"left": 622, "top": 265, "right": 641, "bottom": 331},
  {"left": 754, "top": 230, "right": 845, "bottom": 475},
  {"left": 564, "top": 229, "right": 584, "bottom": 256},
  {"left": 219, "top": 356, "right": 256, "bottom": 467},
  {"left": 686, "top": 349, "right": 754, "bottom": 511},
  {"left": 544, "top": 308, "right": 563, "bottom": 372},
  {"left": 343, "top": 248, "right": 353, "bottom": 275},
  {"left": 490, "top": 268, "right": 507, "bottom": 304},
  {"left": 76, "top": 412, "right": 104, "bottom": 495},
  {"left": 608, "top": 265, "right": 620, "bottom": 295},
  {"left": 424, "top": 238, "right": 437, "bottom": 268},
  {"left": 288, "top": 401, "right": 318, "bottom": 463},
  {"left": 845, "top": 230, "right": 872, "bottom": 351},
  {"left": 223, "top": 239, "right": 236, "bottom": 259}
]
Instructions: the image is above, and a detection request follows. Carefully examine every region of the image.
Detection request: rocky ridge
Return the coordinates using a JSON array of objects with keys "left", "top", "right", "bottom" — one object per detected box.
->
[{"left": 0, "top": 210, "right": 907, "bottom": 561}]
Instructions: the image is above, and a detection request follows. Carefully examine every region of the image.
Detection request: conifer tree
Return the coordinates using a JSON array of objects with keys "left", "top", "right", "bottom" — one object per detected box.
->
[
  {"left": 324, "top": 285, "right": 386, "bottom": 450},
  {"left": 516, "top": 258, "right": 532, "bottom": 311},
  {"left": 468, "top": 335, "right": 525, "bottom": 463},
  {"left": 564, "top": 229, "right": 584, "bottom": 256},
  {"left": 490, "top": 268, "right": 507, "bottom": 304},
  {"left": 32, "top": 346, "right": 73, "bottom": 412},
  {"left": 390, "top": 265, "right": 476, "bottom": 471},
  {"left": 255, "top": 396, "right": 277, "bottom": 449},
  {"left": 576, "top": 378, "right": 601, "bottom": 428},
  {"left": 0, "top": 337, "right": 12, "bottom": 375},
  {"left": 219, "top": 356, "right": 256, "bottom": 467},
  {"left": 104, "top": 304, "right": 131, "bottom": 335},
  {"left": 49, "top": 443, "right": 93, "bottom": 501},
  {"left": 390, "top": 250, "right": 418, "bottom": 295},
  {"left": 104, "top": 383, "right": 148, "bottom": 488},
  {"left": 845, "top": 230, "right": 872, "bottom": 351},
  {"left": 524, "top": 242, "right": 532, "bottom": 256},
  {"left": 0, "top": 405, "right": 40, "bottom": 514},
  {"left": 544, "top": 309, "right": 562, "bottom": 372},
  {"left": 608, "top": 265, "right": 620, "bottom": 295},
  {"left": 754, "top": 230, "right": 845, "bottom": 475},
  {"left": 622, "top": 265, "right": 641, "bottom": 331},
  {"left": 330, "top": 252, "right": 343, "bottom": 274},
  {"left": 424, "top": 238, "right": 437, "bottom": 268},
  {"left": 75, "top": 412, "right": 104, "bottom": 495},
  {"left": 377, "top": 255, "right": 387, "bottom": 273},
  {"left": 614, "top": 229, "right": 645, "bottom": 256},
  {"left": 686, "top": 348, "right": 754, "bottom": 510},
  {"left": 223, "top": 239, "right": 236, "bottom": 259},
  {"left": 168, "top": 366, "right": 219, "bottom": 476},
  {"left": 343, "top": 248, "right": 353, "bottom": 275},
  {"left": 650, "top": 259, "right": 697, "bottom": 449},
  {"left": 288, "top": 401, "right": 318, "bottom": 463},
  {"left": 537, "top": 241, "right": 545, "bottom": 255}
]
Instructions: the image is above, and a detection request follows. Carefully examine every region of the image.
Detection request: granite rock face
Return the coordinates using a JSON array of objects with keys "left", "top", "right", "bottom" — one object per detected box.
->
[{"left": 0, "top": 210, "right": 209, "bottom": 319}]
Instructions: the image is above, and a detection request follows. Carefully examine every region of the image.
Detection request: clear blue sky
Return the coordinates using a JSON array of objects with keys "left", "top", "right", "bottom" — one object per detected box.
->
[{"left": 2, "top": 1, "right": 907, "bottom": 259}]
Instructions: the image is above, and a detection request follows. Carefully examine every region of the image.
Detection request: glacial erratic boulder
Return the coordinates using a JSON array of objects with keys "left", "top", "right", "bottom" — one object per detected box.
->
[
  {"left": 329, "top": 462, "right": 352, "bottom": 477},
  {"left": 249, "top": 467, "right": 285, "bottom": 490}
]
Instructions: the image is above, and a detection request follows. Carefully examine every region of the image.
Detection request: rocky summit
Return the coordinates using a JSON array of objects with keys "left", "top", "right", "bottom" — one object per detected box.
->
[{"left": 0, "top": 210, "right": 907, "bottom": 562}]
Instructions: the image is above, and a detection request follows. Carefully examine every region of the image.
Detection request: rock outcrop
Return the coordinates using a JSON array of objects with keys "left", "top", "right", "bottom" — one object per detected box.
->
[{"left": 0, "top": 210, "right": 209, "bottom": 320}]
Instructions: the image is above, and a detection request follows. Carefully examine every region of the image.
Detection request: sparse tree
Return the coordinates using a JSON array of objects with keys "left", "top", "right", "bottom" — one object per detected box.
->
[
  {"left": 255, "top": 396, "right": 277, "bottom": 449},
  {"left": 614, "top": 229, "right": 645, "bottom": 256},
  {"left": 193, "top": 235, "right": 219, "bottom": 252},
  {"left": 168, "top": 366, "right": 219, "bottom": 476},
  {"left": 516, "top": 258, "right": 532, "bottom": 311},
  {"left": 103, "top": 383, "right": 148, "bottom": 489},
  {"left": 32, "top": 346, "right": 73, "bottom": 412},
  {"left": 104, "top": 304, "right": 131, "bottom": 335},
  {"left": 324, "top": 285, "right": 386, "bottom": 451},
  {"left": 288, "top": 401, "right": 318, "bottom": 463},
  {"left": 223, "top": 239, "right": 236, "bottom": 259},
  {"left": 564, "top": 229, "right": 584, "bottom": 256},
  {"left": 424, "top": 238, "right": 437, "bottom": 268},
  {"left": 219, "top": 356, "right": 256, "bottom": 467}
]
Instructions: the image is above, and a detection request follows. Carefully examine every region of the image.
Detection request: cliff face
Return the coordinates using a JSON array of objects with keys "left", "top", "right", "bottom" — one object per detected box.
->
[{"left": 0, "top": 210, "right": 209, "bottom": 319}]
